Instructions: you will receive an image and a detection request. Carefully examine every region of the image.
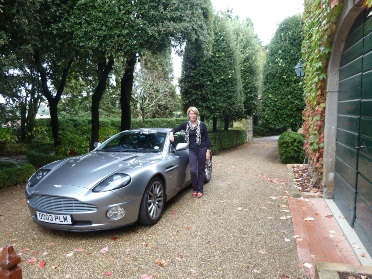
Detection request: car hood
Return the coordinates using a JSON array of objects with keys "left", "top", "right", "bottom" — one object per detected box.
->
[{"left": 33, "top": 152, "right": 161, "bottom": 191}]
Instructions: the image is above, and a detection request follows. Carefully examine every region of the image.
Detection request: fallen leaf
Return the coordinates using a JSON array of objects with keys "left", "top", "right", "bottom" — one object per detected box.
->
[
  {"left": 37, "top": 260, "right": 46, "bottom": 268},
  {"left": 51, "top": 264, "right": 60, "bottom": 269},
  {"left": 171, "top": 211, "right": 177, "bottom": 215},
  {"left": 280, "top": 274, "right": 290, "bottom": 279},
  {"left": 361, "top": 252, "right": 367, "bottom": 258},
  {"left": 42, "top": 251, "right": 48, "bottom": 256},
  {"left": 154, "top": 258, "right": 167, "bottom": 267},
  {"left": 284, "top": 238, "right": 291, "bottom": 242},
  {"left": 237, "top": 207, "right": 243, "bottom": 211},
  {"left": 65, "top": 252, "right": 74, "bottom": 257},
  {"left": 141, "top": 274, "right": 153, "bottom": 279},
  {"left": 304, "top": 217, "right": 315, "bottom": 221},
  {"left": 111, "top": 236, "right": 119, "bottom": 241},
  {"left": 100, "top": 247, "right": 109, "bottom": 254},
  {"left": 104, "top": 271, "right": 112, "bottom": 276},
  {"left": 21, "top": 248, "right": 30, "bottom": 253},
  {"left": 325, "top": 214, "right": 333, "bottom": 218},
  {"left": 27, "top": 257, "right": 37, "bottom": 264},
  {"left": 252, "top": 268, "right": 260, "bottom": 273},
  {"left": 303, "top": 262, "right": 313, "bottom": 269},
  {"left": 73, "top": 247, "right": 84, "bottom": 252}
]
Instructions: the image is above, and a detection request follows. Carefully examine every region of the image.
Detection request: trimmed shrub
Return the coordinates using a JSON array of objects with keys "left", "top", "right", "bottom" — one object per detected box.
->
[
  {"left": 26, "top": 144, "right": 66, "bottom": 168},
  {"left": 209, "top": 129, "right": 247, "bottom": 154},
  {"left": 0, "top": 161, "right": 35, "bottom": 188},
  {"left": 278, "top": 131, "right": 306, "bottom": 163}
]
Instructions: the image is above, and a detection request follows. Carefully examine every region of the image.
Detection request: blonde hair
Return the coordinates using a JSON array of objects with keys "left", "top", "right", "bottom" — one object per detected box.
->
[{"left": 187, "top": 107, "right": 199, "bottom": 116}]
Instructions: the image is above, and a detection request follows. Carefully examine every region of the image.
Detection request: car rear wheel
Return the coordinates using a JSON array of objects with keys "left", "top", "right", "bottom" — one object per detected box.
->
[
  {"left": 204, "top": 154, "right": 212, "bottom": 183},
  {"left": 138, "top": 177, "right": 165, "bottom": 226}
]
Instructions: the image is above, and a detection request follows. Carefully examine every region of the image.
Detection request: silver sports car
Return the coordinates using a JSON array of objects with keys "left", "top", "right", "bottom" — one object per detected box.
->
[{"left": 25, "top": 128, "right": 212, "bottom": 231}]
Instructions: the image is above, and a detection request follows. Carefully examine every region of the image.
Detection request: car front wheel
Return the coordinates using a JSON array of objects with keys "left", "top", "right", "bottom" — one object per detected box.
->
[{"left": 138, "top": 177, "right": 165, "bottom": 226}]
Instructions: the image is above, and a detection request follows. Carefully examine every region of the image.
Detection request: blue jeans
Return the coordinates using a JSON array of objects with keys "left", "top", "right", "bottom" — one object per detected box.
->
[{"left": 189, "top": 146, "right": 207, "bottom": 193}]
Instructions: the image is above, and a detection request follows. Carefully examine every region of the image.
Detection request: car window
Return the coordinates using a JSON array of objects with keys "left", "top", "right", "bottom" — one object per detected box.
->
[
  {"left": 98, "top": 131, "right": 166, "bottom": 153},
  {"left": 173, "top": 131, "right": 186, "bottom": 145}
]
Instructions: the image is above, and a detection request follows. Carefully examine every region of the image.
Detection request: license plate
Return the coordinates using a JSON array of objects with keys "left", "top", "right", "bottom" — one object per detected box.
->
[{"left": 36, "top": 211, "right": 72, "bottom": 225}]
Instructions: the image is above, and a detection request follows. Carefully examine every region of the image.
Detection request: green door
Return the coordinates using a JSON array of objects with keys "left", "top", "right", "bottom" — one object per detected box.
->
[{"left": 336, "top": 9, "right": 372, "bottom": 255}]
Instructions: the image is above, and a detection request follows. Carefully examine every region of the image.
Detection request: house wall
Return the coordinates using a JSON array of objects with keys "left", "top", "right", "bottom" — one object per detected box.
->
[{"left": 323, "top": 0, "right": 365, "bottom": 198}]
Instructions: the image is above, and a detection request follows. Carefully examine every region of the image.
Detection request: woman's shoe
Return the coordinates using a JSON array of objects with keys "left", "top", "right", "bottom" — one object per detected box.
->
[
  {"left": 196, "top": 192, "right": 203, "bottom": 198},
  {"left": 192, "top": 191, "right": 197, "bottom": 197}
]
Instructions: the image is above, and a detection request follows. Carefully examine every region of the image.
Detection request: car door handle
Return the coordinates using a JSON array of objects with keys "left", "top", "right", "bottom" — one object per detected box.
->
[{"left": 166, "top": 165, "right": 178, "bottom": 172}]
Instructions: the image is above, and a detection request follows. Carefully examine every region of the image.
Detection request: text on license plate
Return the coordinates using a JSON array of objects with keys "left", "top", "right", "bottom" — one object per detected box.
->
[{"left": 36, "top": 211, "right": 72, "bottom": 225}]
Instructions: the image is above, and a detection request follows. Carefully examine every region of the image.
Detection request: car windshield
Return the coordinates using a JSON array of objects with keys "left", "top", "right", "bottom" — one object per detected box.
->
[{"left": 97, "top": 131, "right": 167, "bottom": 153}]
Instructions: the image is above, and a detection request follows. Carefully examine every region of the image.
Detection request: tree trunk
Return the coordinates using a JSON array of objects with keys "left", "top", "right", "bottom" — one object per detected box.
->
[
  {"left": 20, "top": 103, "right": 27, "bottom": 142},
  {"left": 34, "top": 50, "right": 73, "bottom": 147},
  {"left": 90, "top": 56, "right": 115, "bottom": 149},
  {"left": 49, "top": 98, "right": 61, "bottom": 146},
  {"left": 224, "top": 116, "right": 229, "bottom": 131},
  {"left": 120, "top": 55, "right": 136, "bottom": 131},
  {"left": 213, "top": 116, "right": 217, "bottom": 132}
]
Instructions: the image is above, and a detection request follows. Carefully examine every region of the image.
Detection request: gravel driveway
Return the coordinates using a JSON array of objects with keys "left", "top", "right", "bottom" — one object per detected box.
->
[{"left": 0, "top": 138, "right": 307, "bottom": 279}]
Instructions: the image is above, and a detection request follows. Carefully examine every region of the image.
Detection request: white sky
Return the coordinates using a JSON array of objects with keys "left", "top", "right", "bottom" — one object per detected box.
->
[
  {"left": 173, "top": 0, "right": 304, "bottom": 82},
  {"left": 211, "top": 0, "right": 304, "bottom": 45}
]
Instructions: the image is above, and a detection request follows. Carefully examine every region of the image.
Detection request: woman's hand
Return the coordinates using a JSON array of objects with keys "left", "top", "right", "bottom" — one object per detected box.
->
[
  {"left": 169, "top": 132, "right": 174, "bottom": 142},
  {"left": 206, "top": 149, "right": 211, "bottom": 160}
]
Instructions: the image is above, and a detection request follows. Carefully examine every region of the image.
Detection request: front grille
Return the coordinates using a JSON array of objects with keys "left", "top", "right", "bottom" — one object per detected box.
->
[{"left": 29, "top": 195, "right": 97, "bottom": 213}]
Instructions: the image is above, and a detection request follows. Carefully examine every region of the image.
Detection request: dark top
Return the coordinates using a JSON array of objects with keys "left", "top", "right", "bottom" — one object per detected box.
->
[{"left": 172, "top": 121, "right": 211, "bottom": 149}]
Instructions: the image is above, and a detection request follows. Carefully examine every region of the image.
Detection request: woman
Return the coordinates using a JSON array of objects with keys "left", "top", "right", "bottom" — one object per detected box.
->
[{"left": 170, "top": 107, "right": 211, "bottom": 198}]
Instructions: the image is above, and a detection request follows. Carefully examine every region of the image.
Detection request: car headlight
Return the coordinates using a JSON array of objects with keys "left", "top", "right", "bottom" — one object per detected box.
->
[
  {"left": 27, "top": 169, "right": 50, "bottom": 187},
  {"left": 93, "top": 173, "right": 131, "bottom": 192}
]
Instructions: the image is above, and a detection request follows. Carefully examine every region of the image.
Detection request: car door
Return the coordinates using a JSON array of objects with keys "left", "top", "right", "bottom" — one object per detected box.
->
[{"left": 164, "top": 131, "right": 190, "bottom": 198}]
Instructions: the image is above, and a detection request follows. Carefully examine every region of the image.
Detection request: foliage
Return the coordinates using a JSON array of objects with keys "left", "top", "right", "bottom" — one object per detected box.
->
[
  {"left": 180, "top": 13, "right": 245, "bottom": 126},
  {"left": 278, "top": 131, "right": 306, "bottom": 164},
  {"left": 0, "top": 128, "right": 17, "bottom": 143},
  {"left": 209, "top": 129, "right": 247, "bottom": 154},
  {"left": 0, "top": 143, "right": 29, "bottom": 156},
  {"left": 26, "top": 149, "right": 65, "bottom": 169},
  {"left": 132, "top": 49, "right": 179, "bottom": 124},
  {"left": 253, "top": 125, "right": 285, "bottom": 138},
  {"left": 230, "top": 17, "right": 261, "bottom": 116},
  {"left": 261, "top": 15, "right": 304, "bottom": 131},
  {"left": 0, "top": 161, "right": 35, "bottom": 189},
  {"left": 302, "top": 0, "right": 343, "bottom": 182}
]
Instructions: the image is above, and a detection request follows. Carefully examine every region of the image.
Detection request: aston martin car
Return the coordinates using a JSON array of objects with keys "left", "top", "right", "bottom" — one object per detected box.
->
[{"left": 25, "top": 128, "right": 212, "bottom": 232}]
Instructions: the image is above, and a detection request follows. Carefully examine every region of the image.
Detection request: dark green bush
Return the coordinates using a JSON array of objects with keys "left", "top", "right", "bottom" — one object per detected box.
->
[
  {"left": 278, "top": 131, "right": 306, "bottom": 164},
  {"left": 0, "top": 143, "right": 30, "bottom": 156},
  {"left": 0, "top": 162, "right": 35, "bottom": 189},
  {"left": 209, "top": 129, "right": 247, "bottom": 154},
  {"left": 253, "top": 124, "right": 285, "bottom": 137},
  {"left": 27, "top": 145, "right": 66, "bottom": 168}
]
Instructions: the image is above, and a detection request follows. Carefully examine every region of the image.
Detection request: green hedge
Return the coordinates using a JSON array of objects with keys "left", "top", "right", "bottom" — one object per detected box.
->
[
  {"left": 27, "top": 147, "right": 66, "bottom": 169},
  {"left": 0, "top": 161, "right": 35, "bottom": 189},
  {"left": 278, "top": 131, "right": 306, "bottom": 164},
  {"left": 209, "top": 129, "right": 247, "bottom": 154}
]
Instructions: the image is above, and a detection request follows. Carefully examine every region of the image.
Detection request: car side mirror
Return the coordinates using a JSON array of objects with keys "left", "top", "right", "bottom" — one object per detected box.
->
[
  {"left": 93, "top": 142, "right": 101, "bottom": 148},
  {"left": 175, "top": 142, "right": 188, "bottom": 151}
]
